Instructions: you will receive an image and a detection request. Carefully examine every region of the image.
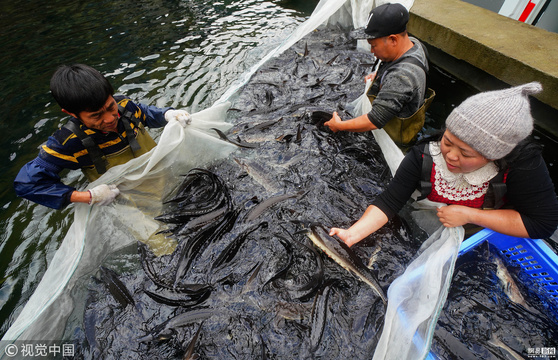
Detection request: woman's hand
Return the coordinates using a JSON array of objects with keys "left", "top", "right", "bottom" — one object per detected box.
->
[
  {"left": 436, "top": 205, "right": 472, "bottom": 228},
  {"left": 329, "top": 205, "right": 389, "bottom": 247},
  {"left": 437, "top": 206, "right": 530, "bottom": 238},
  {"left": 329, "top": 227, "right": 358, "bottom": 247}
]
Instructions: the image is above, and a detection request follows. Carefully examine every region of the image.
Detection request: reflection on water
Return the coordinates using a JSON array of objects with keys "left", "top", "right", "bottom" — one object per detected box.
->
[{"left": 0, "top": 0, "right": 310, "bottom": 337}]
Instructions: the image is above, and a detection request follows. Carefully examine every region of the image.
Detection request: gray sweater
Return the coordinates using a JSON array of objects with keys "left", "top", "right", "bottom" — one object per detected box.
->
[{"left": 367, "top": 37, "right": 428, "bottom": 128}]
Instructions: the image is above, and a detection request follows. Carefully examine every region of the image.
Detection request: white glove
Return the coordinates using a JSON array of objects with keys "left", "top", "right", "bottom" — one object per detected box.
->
[
  {"left": 89, "top": 184, "right": 120, "bottom": 206},
  {"left": 164, "top": 109, "right": 192, "bottom": 127}
]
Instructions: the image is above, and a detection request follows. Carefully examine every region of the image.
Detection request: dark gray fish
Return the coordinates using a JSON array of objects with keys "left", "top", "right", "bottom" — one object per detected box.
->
[
  {"left": 243, "top": 261, "right": 264, "bottom": 293},
  {"left": 163, "top": 172, "right": 199, "bottom": 204},
  {"left": 144, "top": 287, "right": 211, "bottom": 308},
  {"left": 165, "top": 169, "right": 219, "bottom": 205},
  {"left": 177, "top": 207, "right": 228, "bottom": 236},
  {"left": 276, "top": 134, "right": 294, "bottom": 143},
  {"left": 309, "top": 77, "right": 325, "bottom": 88},
  {"left": 154, "top": 212, "right": 194, "bottom": 225},
  {"left": 295, "top": 123, "right": 303, "bottom": 144},
  {"left": 212, "top": 222, "right": 267, "bottom": 269},
  {"left": 260, "top": 334, "right": 267, "bottom": 360},
  {"left": 174, "top": 209, "right": 240, "bottom": 288},
  {"left": 138, "top": 309, "right": 214, "bottom": 343},
  {"left": 433, "top": 326, "right": 478, "bottom": 360},
  {"left": 340, "top": 68, "right": 354, "bottom": 84},
  {"left": 264, "top": 89, "right": 274, "bottom": 107},
  {"left": 278, "top": 235, "right": 324, "bottom": 301},
  {"left": 211, "top": 127, "right": 259, "bottom": 148},
  {"left": 306, "top": 91, "right": 324, "bottom": 103},
  {"left": 245, "top": 190, "right": 306, "bottom": 222},
  {"left": 249, "top": 118, "right": 281, "bottom": 132},
  {"left": 183, "top": 322, "right": 203, "bottom": 360},
  {"left": 309, "top": 282, "right": 333, "bottom": 352},
  {"left": 99, "top": 266, "right": 135, "bottom": 307},
  {"left": 306, "top": 224, "right": 387, "bottom": 303},
  {"left": 263, "top": 235, "right": 294, "bottom": 287},
  {"left": 326, "top": 54, "right": 338, "bottom": 65}
]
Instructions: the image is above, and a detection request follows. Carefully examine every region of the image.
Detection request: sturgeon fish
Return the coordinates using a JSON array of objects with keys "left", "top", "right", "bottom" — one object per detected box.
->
[
  {"left": 245, "top": 190, "right": 306, "bottom": 222},
  {"left": 99, "top": 266, "right": 135, "bottom": 308},
  {"left": 494, "top": 255, "right": 540, "bottom": 315},
  {"left": 495, "top": 255, "right": 526, "bottom": 305},
  {"left": 305, "top": 224, "right": 387, "bottom": 303},
  {"left": 488, "top": 334, "right": 525, "bottom": 360}
]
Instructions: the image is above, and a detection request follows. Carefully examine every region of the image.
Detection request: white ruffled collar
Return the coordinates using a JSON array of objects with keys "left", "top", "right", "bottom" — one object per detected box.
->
[{"left": 429, "top": 142, "right": 498, "bottom": 187}]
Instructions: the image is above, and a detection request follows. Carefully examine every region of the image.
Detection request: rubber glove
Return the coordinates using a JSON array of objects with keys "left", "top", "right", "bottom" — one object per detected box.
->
[
  {"left": 164, "top": 109, "right": 192, "bottom": 127},
  {"left": 89, "top": 184, "right": 120, "bottom": 206}
]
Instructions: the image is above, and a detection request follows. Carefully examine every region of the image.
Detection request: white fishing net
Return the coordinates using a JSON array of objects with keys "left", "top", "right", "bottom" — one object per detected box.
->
[
  {"left": 2, "top": 102, "right": 237, "bottom": 343},
  {"left": 4, "top": 2, "right": 463, "bottom": 360}
]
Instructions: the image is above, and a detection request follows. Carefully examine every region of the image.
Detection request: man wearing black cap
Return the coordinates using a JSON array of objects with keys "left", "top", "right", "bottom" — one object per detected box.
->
[{"left": 324, "top": 3, "right": 434, "bottom": 146}]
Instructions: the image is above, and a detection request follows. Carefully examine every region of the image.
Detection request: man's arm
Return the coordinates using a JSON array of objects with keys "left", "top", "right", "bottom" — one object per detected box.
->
[
  {"left": 15, "top": 158, "right": 120, "bottom": 209},
  {"left": 437, "top": 206, "right": 530, "bottom": 238},
  {"left": 137, "top": 102, "right": 173, "bottom": 128},
  {"left": 324, "top": 112, "right": 378, "bottom": 133},
  {"left": 14, "top": 158, "right": 76, "bottom": 209}
]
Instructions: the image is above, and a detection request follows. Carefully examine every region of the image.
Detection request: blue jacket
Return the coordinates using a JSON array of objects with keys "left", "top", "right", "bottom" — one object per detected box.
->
[{"left": 14, "top": 96, "right": 171, "bottom": 209}]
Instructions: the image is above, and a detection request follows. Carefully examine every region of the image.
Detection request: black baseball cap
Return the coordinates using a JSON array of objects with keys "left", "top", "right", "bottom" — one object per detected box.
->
[{"left": 351, "top": 3, "right": 409, "bottom": 40}]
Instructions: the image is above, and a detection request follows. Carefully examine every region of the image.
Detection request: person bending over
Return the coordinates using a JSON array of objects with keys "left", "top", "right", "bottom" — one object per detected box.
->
[
  {"left": 330, "top": 82, "right": 558, "bottom": 246},
  {"left": 324, "top": 3, "right": 434, "bottom": 146},
  {"left": 14, "top": 64, "right": 190, "bottom": 209}
]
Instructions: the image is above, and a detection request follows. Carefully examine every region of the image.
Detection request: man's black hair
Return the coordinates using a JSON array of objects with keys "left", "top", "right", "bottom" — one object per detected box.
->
[{"left": 50, "top": 64, "right": 114, "bottom": 115}]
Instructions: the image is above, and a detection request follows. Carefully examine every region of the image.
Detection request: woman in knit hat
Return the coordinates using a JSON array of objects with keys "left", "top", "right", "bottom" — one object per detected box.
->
[{"left": 330, "top": 82, "right": 558, "bottom": 246}]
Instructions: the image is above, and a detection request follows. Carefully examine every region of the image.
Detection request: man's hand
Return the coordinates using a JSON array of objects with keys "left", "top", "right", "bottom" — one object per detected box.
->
[
  {"left": 364, "top": 72, "right": 377, "bottom": 83},
  {"left": 165, "top": 109, "right": 192, "bottom": 127},
  {"left": 324, "top": 112, "right": 344, "bottom": 132},
  {"left": 89, "top": 184, "right": 120, "bottom": 206}
]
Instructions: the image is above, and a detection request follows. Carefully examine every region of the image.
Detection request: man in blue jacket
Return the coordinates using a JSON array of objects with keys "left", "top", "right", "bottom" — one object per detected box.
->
[{"left": 14, "top": 64, "right": 190, "bottom": 209}]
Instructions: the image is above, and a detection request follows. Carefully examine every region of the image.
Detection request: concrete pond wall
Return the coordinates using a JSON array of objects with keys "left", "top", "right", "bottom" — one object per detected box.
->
[{"left": 408, "top": 0, "right": 558, "bottom": 136}]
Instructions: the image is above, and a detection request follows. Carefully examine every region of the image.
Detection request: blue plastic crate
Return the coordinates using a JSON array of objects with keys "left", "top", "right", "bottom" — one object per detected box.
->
[
  {"left": 402, "top": 229, "right": 558, "bottom": 360},
  {"left": 421, "top": 229, "right": 558, "bottom": 360},
  {"left": 458, "top": 228, "right": 558, "bottom": 306}
]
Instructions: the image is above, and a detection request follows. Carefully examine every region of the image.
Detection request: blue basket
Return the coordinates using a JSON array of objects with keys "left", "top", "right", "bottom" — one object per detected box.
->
[
  {"left": 458, "top": 228, "right": 558, "bottom": 307},
  {"left": 421, "top": 229, "right": 558, "bottom": 360}
]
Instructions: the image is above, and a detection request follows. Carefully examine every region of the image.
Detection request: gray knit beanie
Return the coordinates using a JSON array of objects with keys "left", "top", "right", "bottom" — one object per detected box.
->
[{"left": 445, "top": 82, "right": 542, "bottom": 160}]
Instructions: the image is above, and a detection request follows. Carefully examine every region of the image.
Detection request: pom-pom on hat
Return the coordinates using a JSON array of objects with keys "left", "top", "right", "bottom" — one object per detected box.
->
[{"left": 445, "top": 82, "right": 542, "bottom": 160}]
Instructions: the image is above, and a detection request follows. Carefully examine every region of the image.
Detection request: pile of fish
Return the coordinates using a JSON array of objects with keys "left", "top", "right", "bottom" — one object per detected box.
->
[
  {"left": 69, "top": 26, "right": 422, "bottom": 359},
  {"left": 67, "top": 26, "right": 557, "bottom": 359}
]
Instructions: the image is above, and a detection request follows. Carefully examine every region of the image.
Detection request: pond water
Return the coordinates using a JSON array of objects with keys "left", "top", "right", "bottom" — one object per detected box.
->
[{"left": 1, "top": 0, "right": 557, "bottom": 358}]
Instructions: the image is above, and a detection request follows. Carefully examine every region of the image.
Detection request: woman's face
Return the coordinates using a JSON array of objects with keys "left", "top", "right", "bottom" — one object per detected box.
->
[{"left": 440, "top": 130, "right": 491, "bottom": 173}]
